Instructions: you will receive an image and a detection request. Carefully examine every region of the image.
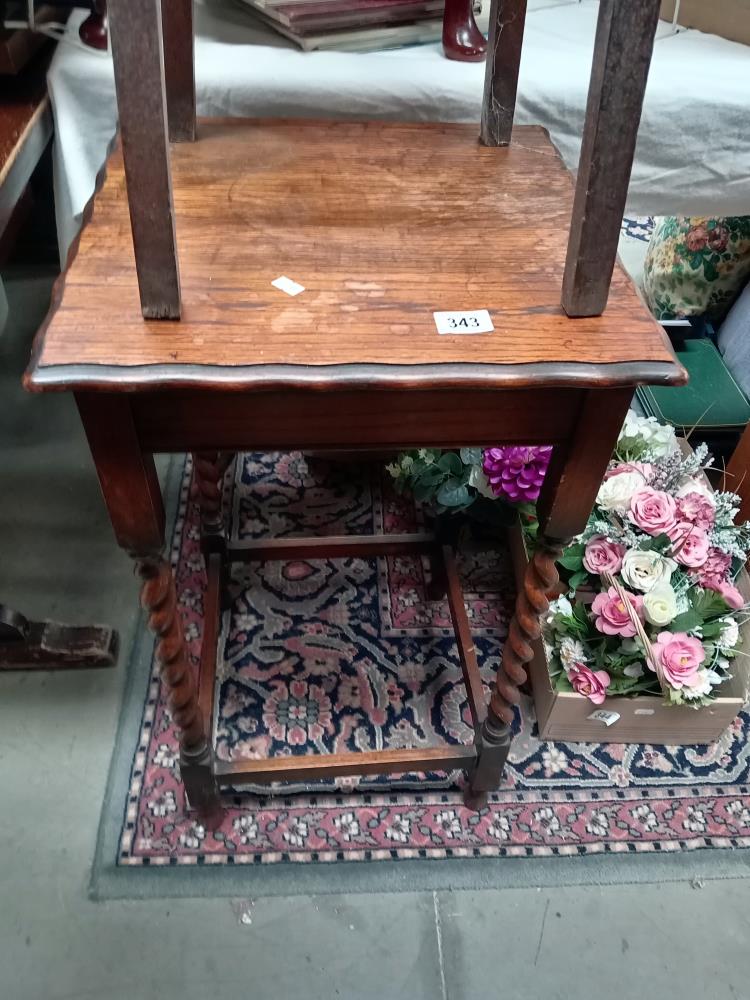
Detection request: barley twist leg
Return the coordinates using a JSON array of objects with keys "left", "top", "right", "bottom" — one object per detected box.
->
[
  {"left": 465, "top": 536, "right": 566, "bottom": 809},
  {"left": 139, "top": 555, "right": 221, "bottom": 820},
  {"left": 192, "top": 451, "right": 233, "bottom": 538}
]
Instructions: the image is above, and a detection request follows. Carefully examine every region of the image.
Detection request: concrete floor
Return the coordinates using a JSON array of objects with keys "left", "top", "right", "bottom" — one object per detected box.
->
[{"left": 2, "top": 269, "right": 750, "bottom": 1000}]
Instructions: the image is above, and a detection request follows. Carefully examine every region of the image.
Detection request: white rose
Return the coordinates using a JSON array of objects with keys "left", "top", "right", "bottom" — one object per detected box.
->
[
  {"left": 675, "top": 477, "right": 716, "bottom": 507},
  {"left": 468, "top": 465, "right": 497, "bottom": 500},
  {"left": 643, "top": 583, "right": 678, "bottom": 626},
  {"left": 596, "top": 472, "right": 645, "bottom": 512},
  {"left": 621, "top": 550, "right": 677, "bottom": 592}
]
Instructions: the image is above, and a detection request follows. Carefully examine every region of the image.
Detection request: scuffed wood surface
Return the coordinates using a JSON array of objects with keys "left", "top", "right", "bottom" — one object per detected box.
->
[{"left": 28, "top": 118, "right": 681, "bottom": 390}]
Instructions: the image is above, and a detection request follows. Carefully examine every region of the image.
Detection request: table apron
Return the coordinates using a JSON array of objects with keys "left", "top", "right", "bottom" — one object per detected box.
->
[{"left": 129, "top": 387, "right": 584, "bottom": 452}]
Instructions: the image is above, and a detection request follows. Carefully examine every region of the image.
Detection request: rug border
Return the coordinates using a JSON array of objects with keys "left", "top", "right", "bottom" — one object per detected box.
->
[{"left": 90, "top": 454, "right": 750, "bottom": 901}]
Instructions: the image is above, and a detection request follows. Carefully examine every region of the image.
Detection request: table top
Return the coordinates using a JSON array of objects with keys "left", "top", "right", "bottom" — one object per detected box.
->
[{"left": 27, "top": 118, "right": 684, "bottom": 394}]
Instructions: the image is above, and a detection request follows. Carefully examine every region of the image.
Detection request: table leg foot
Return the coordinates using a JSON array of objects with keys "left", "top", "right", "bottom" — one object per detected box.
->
[
  {"left": 181, "top": 742, "right": 223, "bottom": 824},
  {"left": 465, "top": 713, "right": 512, "bottom": 807}
]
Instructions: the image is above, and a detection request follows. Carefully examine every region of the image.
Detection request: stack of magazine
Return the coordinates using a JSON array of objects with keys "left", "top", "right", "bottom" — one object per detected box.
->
[{"left": 235, "top": 0, "right": 449, "bottom": 51}]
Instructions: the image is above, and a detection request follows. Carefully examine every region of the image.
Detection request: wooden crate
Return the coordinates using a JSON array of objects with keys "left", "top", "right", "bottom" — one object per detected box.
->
[{"left": 507, "top": 524, "right": 750, "bottom": 745}]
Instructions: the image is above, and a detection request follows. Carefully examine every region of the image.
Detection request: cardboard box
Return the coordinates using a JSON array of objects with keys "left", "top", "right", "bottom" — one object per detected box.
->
[
  {"left": 660, "top": 0, "right": 750, "bottom": 47},
  {"left": 507, "top": 524, "right": 750, "bottom": 745}
]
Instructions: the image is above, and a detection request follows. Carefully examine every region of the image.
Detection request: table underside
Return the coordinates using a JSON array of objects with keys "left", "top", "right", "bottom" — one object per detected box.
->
[{"left": 27, "top": 119, "right": 683, "bottom": 394}]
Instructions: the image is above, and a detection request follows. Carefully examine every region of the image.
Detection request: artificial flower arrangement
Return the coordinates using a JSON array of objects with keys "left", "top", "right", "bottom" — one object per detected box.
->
[
  {"left": 546, "top": 412, "right": 749, "bottom": 709},
  {"left": 387, "top": 412, "right": 750, "bottom": 710}
]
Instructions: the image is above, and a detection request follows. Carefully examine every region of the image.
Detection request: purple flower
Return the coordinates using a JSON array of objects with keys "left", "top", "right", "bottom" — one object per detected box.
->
[{"left": 481, "top": 446, "right": 552, "bottom": 503}]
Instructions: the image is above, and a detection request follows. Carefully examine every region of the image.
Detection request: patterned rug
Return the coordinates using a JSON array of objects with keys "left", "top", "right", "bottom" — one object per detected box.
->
[{"left": 117, "top": 450, "right": 750, "bottom": 868}]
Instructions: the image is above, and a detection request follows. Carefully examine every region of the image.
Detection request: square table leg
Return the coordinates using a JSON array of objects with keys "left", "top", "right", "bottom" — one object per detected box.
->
[
  {"left": 466, "top": 387, "right": 634, "bottom": 805},
  {"left": 76, "top": 394, "right": 221, "bottom": 820}
]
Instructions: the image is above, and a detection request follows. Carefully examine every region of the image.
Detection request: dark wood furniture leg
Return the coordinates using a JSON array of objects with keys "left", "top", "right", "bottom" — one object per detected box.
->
[
  {"left": 480, "top": 0, "right": 528, "bottom": 146},
  {"left": 466, "top": 388, "right": 634, "bottom": 806},
  {"left": 161, "top": 0, "right": 196, "bottom": 142},
  {"left": 76, "top": 395, "right": 221, "bottom": 820},
  {"left": 108, "top": 0, "right": 181, "bottom": 319},
  {"left": 561, "top": 0, "right": 661, "bottom": 317},
  {"left": 193, "top": 452, "right": 231, "bottom": 542}
]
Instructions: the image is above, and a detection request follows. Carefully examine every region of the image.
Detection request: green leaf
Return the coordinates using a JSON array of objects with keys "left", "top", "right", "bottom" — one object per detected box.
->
[
  {"left": 642, "top": 533, "right": 672, "bottom": 553},
  {"left": 694, "top": 588, "right": 732, "bottom": 618},
  {"left": 437, "top": 452, "right": 463, "bottom": 477},
  {"left": 568, "top": 570, "right": 589, "bottom": 592},
  {"left": 413, "top": 479, "right": 439, "bottom": 502},
  {"left": 414, "top": 464, "right": 444, "bottom": 487},
  {"left": 436, "top": 479, "right": 471, "bottom": 508},
  {"left": 669, "top": 609, "right": 703, "bottom": 633},
  {"left": 703, "top": 261, "right": 719, "bottom": 281},
  {"left": 558, "top": 543, "right": 585, "bottom": 571},
  {"left": 459, "top": 447, "right": 483, "bottom": 466}
]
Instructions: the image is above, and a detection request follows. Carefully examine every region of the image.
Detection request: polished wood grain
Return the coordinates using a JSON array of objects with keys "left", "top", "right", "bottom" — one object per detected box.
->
[
  {"left": 536, "top": 386, "right": 634, "bottom": 540},
  {"left": 480, "top": 0, "right": 527, "bottom": 146},
  {"left": 76, "top": 394, "right": 165, "bottom": 553},
  {"left": 108, "top": 0, "right": 181, "bottom": 319},
  {"left": 561, "top": 0, "right": 661, "bottom": 317},
  {"left": 27, "top": 119, "right": 683, "bottom": 393},
  {"left": 130, "top": 388, "right": 582, "bottom": 452}
]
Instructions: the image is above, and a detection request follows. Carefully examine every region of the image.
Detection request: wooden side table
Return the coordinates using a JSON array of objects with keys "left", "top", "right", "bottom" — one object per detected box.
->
[{"left": 25, "top": 0, "right": 685, "bottom": 817}]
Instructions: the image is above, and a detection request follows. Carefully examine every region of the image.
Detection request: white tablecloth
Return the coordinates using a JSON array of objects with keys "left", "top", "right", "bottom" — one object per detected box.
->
[{"left": 49, "top": 0, "right": 750, "bottom": 260}]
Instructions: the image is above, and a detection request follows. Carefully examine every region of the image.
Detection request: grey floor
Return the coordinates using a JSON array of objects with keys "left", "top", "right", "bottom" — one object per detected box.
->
[{"left": 2, "top": 269, "right": 750, "bottom": 1000}]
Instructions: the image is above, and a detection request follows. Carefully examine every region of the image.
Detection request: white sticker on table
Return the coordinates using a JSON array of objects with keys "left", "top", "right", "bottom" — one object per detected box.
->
[
  {"left": 271, "top": 275, "right": 305, "bottom": 296},
  {"left": 433, "top": 310, "right": 494, "bottom": 335},
  {"left": 587, "top": 709, "right": 620, "bottom": 727}
]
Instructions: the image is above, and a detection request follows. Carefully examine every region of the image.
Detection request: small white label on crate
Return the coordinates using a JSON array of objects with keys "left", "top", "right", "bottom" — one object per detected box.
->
[
  {"left": 634, "top": 708, "right": 655, "bottom": 716},
  {"left": 433, "top": 310, "right": 494, "bottom": 335},
  {"left": 271, "top": 275, "right": 305, "bottom": 296},
  {"left": 587, "top": 709, "right": 621, "bottom": 727}
]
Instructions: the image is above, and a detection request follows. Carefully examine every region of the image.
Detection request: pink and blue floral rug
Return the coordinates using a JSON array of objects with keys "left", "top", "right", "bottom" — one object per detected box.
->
[{"left": 117, "top": 451, "right": 750, "bottom": 869}]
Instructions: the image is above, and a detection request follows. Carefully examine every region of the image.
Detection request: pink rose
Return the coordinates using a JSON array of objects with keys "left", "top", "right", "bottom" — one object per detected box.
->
[
  {"left": 696, "top": 547, "right": 732, "bottom": 588},
  {"left": 713, "top": 579, "right": 745, "bottom": 610},
  {"left": 648, "top": 631, "right": 706, "bottom": 689},
  {"left": 676, "top": 491, "right": 715, "bottom": 531},
  {"left": 685, "top": 225, "right": 708, "bottom": 252},
  {"left": 605, "top": 462, "right": 653, "bottom": 482},
  {"left": 669, "top": 523, "right": 710, "bottom": 568},
  {"left": 629, "top": 488, "right": 677, "bottom": 536},
  {"left": 707, "top": 224, "right": 729, "bottom": 253},
  {"left": 583, "top": 535, "right": 626, "bottom": 575},
  {"left": 568, "top": 663, "right": 611, "bottom": 705},
  {"left": 591, "top": 586, "right": 643, "bottom": 637}
]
